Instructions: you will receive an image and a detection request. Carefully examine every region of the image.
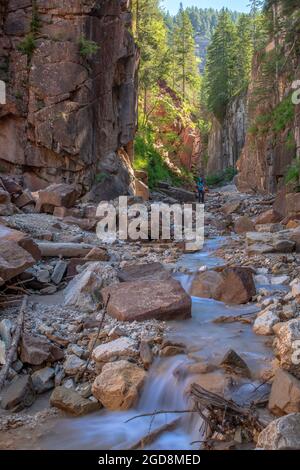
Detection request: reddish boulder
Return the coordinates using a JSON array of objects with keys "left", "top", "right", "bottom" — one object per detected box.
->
[
  {"left": 20, "top": 333, "right": 64, "bottom": 366},
  {"left": 117, "top": 263, "right": 171, "bottom": 282},
  {"left": 191, "top": 267, "right": 256, "bottom": 304},
  {"left": 36, "top": 184, "right": 79, "bottom": 213},
  {"left": 255, "top": 209, "right": 282, "bottom": 225},
  {"left": 219, "top": 267, "right": 256, "bottom": 304},
  {"left": 0, "top": 224, "right": 41, "bottom": 261},
  {"left": 0, "top": 240, "right": 35, "bottom": 282},
  {"left": 234, "top": 216, "right": 255, "bottom": 234},
  {"left": 102, "top": 278, "right": 191, "bottom": 322}
]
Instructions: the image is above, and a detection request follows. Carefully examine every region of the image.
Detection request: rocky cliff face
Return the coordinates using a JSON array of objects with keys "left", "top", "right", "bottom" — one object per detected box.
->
[
  {"left": 0, "top": 0, "right": 138, "bottom": 198},
  {"left": 237, "top": 45, "right": 299, "bottom": 194},
  {"left": 207, "top": 93, "right": 247, "bottom": 174}
]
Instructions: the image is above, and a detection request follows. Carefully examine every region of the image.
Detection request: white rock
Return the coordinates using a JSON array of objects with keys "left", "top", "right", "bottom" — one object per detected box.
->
[
  {"left": 63, "top": 355, "right": 86, "bottom": 376},
  {"left": 292, "top": 282, "right": 300, "bottom": 298},
  {"left": 255, "top": 275, "right": 270, "bottom": 285},
  {"left": 256, "top": 268, "right": 269, "bottom": 275},
  {"left": 257, "top": 413, "right": 300, "bottom": 450},
  {"left": 68, "top": 344, "right": 85, "bottom": 358},
  {"left": 271, "top": 275, "right": 290, "bottom": 285},
  {"left": 0, "top": 319, "right": 12, "bottom": 348},
  {"left": 273, "top": 318, "right": 300, "bottom": 378},
  {"left": 253, "top": 308, "right": 280, "bottom": 335},
  {"left": 32, "top": 367, "right": 55, "bottom": 394},
  {"left": 64, "top": 262, "right": 119, "bottom": 312},
  {"left": 0, "top": 340, "right": 6, "bottom": 365},
  {"left": 92, "top": 337, "right": 138, "bottom": 363}
]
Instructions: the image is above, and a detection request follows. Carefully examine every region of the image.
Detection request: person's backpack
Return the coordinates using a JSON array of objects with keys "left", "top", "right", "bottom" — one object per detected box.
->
[{"left": 197, "top": 179, "right": 204, "bottom": 191}]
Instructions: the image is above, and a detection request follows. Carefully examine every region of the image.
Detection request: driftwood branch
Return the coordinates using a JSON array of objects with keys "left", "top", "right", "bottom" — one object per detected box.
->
[
  {"left": 128, "top": 418, "right": 180, "bottom": 450},
  {"left": 0, "top": 295, "right": 28, "bottom": 391},
  {"left": 76, "top": 294, "right": 110, "bottom": 382},
  {"left": 126, "top": 409, "right": 196, "bottom": 423}
]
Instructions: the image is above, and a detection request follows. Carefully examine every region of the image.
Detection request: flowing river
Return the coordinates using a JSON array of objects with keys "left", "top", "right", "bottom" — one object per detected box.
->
[{"left": 33, "top": 238, "right": 273, "bottom": 450}]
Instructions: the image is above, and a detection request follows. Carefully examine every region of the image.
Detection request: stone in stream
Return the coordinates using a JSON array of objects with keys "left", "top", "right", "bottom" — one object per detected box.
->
[
  {"left": 1, "top": 375, "right": 35, "bottom": 411},
  {"left": 220, "top": 349, "right": 251, "bottom": 378},
  {"left": 139, "top": 341, "right": 153, "bottom": 369},
  {"left": 101, "top": 278, "right": 191, "bottom": 322},
  {"left": 32, "top": 367, "right": 55, "bottom": 394},
  {"left": 191, "top": 271, "right": 224, "bottom": 299},
  {"left": 50, "top": 386, "right": 101, "bottom": 416},
  {"left": 190, "top": 267, "right": 256, "bottom": 305},
  {"left": 273, "top": 319, "right": 300, "bottom": 379},
  {"left": 268, "top": 369, "right": 300, "bottom": 416},
  {"left": 253, "top": 307, "right": 280, "bottom": 336},
  {"left": 257, "top": 413, "right": 300, "bottom": 450},
  {"left": 92, "top": 360, "right": 147, "bottom": 411}
]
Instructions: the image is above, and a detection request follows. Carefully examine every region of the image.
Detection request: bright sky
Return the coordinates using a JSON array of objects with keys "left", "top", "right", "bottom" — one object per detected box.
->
[{"left": 162, "top": 0, "right": 250, "bottom": 15}]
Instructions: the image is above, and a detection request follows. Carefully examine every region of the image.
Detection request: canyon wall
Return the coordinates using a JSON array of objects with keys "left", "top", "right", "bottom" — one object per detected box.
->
[
  {"left": 237, "top": 45, "right": 299, "bottom": 194},
  {"left": 0, "top": 0, "right": 139, "bottom": 198},
  {"left": 207, "top": 93, "right": 247, "bottom": 174}
]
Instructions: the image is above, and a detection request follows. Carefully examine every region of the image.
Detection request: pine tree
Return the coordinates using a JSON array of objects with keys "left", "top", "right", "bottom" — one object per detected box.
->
[
  {"left": 131, "top": 0, "right": 170, "bottom": 123},
  {"left": 235, "top": 14, "right": 254, "bottom": 92},
  {"left": 171, "top": 8, "right": 200, "bottom": 102},
  {"left": 204, "top": 9, "right": 238, "bottom": 119}
]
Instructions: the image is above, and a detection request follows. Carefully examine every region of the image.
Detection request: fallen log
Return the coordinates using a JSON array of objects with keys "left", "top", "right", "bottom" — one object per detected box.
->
[
  {"left": 37, "top": 242, "right": 94, "bottom": 258},
  {"left": 0, "top": 295, "right": 28, "bottom": 391}
]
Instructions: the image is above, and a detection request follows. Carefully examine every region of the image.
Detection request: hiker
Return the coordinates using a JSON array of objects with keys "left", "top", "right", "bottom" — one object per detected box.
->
[{"left": 196, "top": 176, "right": 205, "bottom": 204}]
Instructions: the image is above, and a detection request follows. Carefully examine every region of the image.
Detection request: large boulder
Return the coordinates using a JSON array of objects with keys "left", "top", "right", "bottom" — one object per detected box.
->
[
  {"left": 190, "top": 271, "right": 224, "bottom": 299},
  {"left": 257, "top": 413, "right": 300, "bottom": 450},
  {"left": 64, "top": 262, "right": 119, "bottom": 312},
  {"left": 255, "top": 209, "right": 282, "bottom": 225},
  {"left": 273, "top": 319, "right": 300, "bottom": 379},
  {"left": 92, "top": 360, "right": 147, "bottom": 410},
  {"left": 0, "top": 224, "right": 41, "bottom": 282},
  {"left": 101, "top": 278, "right": 191, "bottom": 321},
  {"left": 268, "top": 369, "right": 300, "bottom": 416},
  {"left": 36, "top": 184, "right": 79, "bottom": 213},
  {"left": 50, "top": 386, "right": 101, "bottom": 416},
  {"left": 234, "top": 216, "right": 255, "bottom": 234},
  {"left": 191, "top": 267, "right": 256, "bottom": 304}
]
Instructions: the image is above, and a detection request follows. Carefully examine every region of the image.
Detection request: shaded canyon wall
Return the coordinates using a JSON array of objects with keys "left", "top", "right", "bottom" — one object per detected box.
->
[{"left": 0, "top": 0, "right": 139, "bottom": 198}]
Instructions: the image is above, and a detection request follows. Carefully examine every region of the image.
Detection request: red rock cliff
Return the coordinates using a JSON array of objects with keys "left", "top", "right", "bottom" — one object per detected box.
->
[{"left": 0, "top": 0, "right": 139, "bottom": 198}]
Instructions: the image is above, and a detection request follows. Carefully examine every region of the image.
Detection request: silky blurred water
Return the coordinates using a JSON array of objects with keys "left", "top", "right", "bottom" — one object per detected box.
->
[{"left": 36, "top": 238, "right": 272, "bottom": 450}]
